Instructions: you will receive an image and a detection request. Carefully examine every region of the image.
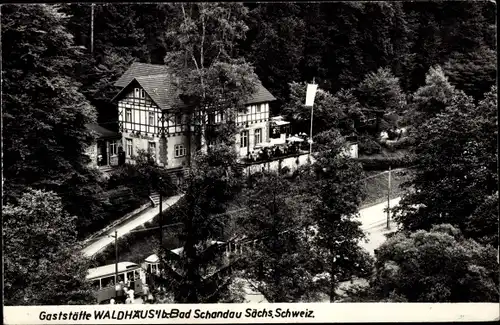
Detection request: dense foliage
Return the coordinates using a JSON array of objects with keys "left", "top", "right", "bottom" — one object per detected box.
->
[
  {"left": 3, "top": 189, "right": 96, "bottom": 305},
  {"left": 368, "top": 224, "right": 498, "bottom": 302},
  {"left": 3, "top": 5, "right": 97, "bottom": 200},
  {"left": 241, "top": 172, "right": 319, "bottom": 302},
  {"left": 394, "top": 87, "right": 498, "bottom": 234}
]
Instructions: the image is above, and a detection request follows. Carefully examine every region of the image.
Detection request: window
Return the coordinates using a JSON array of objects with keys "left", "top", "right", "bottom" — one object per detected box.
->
[
  {"left": 92, "top": 280, "right": 101, "bottom": 290},
  {"left": 149, "top": 112, "right": 155, "bottom": 126},
  {"left": 256, "top": 104, "right": 261, "bottom": 113},
  {"left": 254, "top": 128, "right": 262, "bottom": 144},
  {"left": 208, "top": 113, "right": 215, "bottom": 125},
  {"left": 126, "top": 138, "right": 133, "bottom": 157},
  {"left": 148, "top": 141, "right": 156, "bottom": 158},
  {"left": 240, "top": 131, "right": 248, "bottom": 148},
  {"left": 140, "top": 89, "right": 146, "bottom": 98},
  {"left": 175, "top": 144, "right": 186, "bottom": 158},
  {"left": 109, "top": 141, "right": 117, "bottom": 156},
  {"left": 175, "top": 113, "right": 182, "bottom": 125},
  {"left": 125, "top": 108, "right": 132, "bottom": 122},
  {"left": 134, "top": 88, "right": 140, "bottom": 98}
]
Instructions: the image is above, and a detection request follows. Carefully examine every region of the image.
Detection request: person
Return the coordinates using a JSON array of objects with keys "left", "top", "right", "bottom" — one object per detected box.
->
[
  {"left": 142, "top": 284, "right": 149, "bottom": 301},
  {"left": 130, "top": 288, "right": 136, "bottom": 303},
  {"left": 110, "top": 299, "right": 115, "bottom": 305}
]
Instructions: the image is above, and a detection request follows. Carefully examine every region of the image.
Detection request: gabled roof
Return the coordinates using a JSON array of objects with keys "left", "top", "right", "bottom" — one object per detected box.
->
[
  {"left": 247, "top": 81, "right": 276, "bottom": 104},
  {"left": 113, "top": 62, "right": 276, "bottom": 109},
  {"left": 85, "top": 123, "right": 121, "bottom": 140},
  {"left": 114, "top": 62, "right": 170, "bottom": 88}
]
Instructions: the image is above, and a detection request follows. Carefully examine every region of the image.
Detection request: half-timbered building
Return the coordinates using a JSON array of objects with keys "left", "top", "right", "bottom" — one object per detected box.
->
[{"left": 112, "top": 62, "right": 276, "bottom": 170}]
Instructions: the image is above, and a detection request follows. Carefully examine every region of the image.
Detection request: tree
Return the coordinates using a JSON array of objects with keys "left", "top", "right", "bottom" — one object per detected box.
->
[
  {"left": 241, "top": 172, "right": 320, "bottom": 302},
  {"left": 164, "top": 3, "right": 260, "bottom": 149},
  {"left": 356, "top": 67, "right": 405, "bottom": 133},
  {"left": 284, "top": 83, "right": 365, "bottom": 138},
  {"left": 394, "top": 87, "right": 498, "bottom": 234},
  {"left": 367, "top": 224, "right": 499, "bottom": 302},
  {"left": 243, "top": 3, "right": 306, "bottom": 110},
  {"left": 2, "top": 4, "right": 97, "bottom": 201},
  {"left": 464, "top": 192, "right": 499, "bottom": 249},
  {"left": 305, "top": 139, "right": 373, "bottom": 302},
  {"left": 3, "top": 189, "right": 95, "bottom": 305},
  {"left": 443, "top": 46, "right": 497, "bottom": 101},
  {"left": 158, "top": 143, "right": 244, "bottom": 302},
  {"left": 408, "top": 65, "right": 457, "bottom": 126}
]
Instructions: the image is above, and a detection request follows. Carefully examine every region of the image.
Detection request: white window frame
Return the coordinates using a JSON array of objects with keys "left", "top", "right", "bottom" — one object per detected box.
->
[
  {"left": 149, "top": 112, "right": 155, "bottom": 126},
  {"left": 240, "top": 130, "right": 248, "bottom": 148},
  {"left": 134, "top": 88, "right": 140, "bottom": 98},
  {"left": 254, "top": 128, "right": 262, "bottom": 145},
  {"left": 109, "top": 141, "right": 117, "bottom": 156},
  {"left": 140, "top": 89, "right": 146, "bottom": 98},
  {"left": 125, "top": 108, "right": 132, "bottom": 122},
  {"left": 174, "top": 144, "right": 186, "bottom": 158},
  {"left": 256, "top": 104, "right": 261, "bottom": 113},
  {"left": 126, "top": 138, "right": 133, "bottom": 157}
]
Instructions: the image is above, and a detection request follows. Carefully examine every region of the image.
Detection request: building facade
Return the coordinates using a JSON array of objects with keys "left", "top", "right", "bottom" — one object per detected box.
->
[
  {"left": 112, "top": 63, "right": 276, "bottom": 170},
  {"left": 85, "top": 123, "right": 122, "bottom": 171}
]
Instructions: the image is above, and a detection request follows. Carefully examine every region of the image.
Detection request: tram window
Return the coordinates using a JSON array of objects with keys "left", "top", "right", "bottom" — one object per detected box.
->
[
  {"left": 101, "top": 276, "right": 115, "bottom": 288},
  {"left": 117, "top": 274, "right": 125, "bottom": 283},
  {"left": 147, "top": 264, "right": 151, "bottom": 273},
  {"left": 127, "top": 272, "right": 134, "bottom": 281},
  {"left": 152, "top": 265, "right": 157, "bottom": 273},
  {"left": 92, "top": 280, "right": 101, "bottom": 289}
]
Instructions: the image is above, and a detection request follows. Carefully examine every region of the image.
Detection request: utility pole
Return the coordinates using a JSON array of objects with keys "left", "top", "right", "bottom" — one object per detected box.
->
[
  {"left": 158, "top": 176, "right": 164, "bottom": 278},
  {"left": 114, "top": 229, "right": 118, "bottom": 283},
  {"left": 386, "top": 166, "right": 392, "bottom": 230},
  {"left": 90, "top": 4, "right": 95, "bottom": 54},
  {"left": 159, "top": 176, "right": 163, "bottom": 249}
]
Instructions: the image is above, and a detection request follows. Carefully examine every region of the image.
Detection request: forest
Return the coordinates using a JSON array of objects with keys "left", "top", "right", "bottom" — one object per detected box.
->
[{"left": 2, "top": 2, "right": 497, "bottom": 305}]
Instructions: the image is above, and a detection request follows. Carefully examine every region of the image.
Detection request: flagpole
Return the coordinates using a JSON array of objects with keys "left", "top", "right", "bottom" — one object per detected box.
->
[{"left": 308, "top": 78, "right": 316, "bottom": 159}]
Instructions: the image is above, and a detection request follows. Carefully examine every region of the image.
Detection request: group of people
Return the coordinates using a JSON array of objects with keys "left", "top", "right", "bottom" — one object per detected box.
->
[{"left": 246, "top": 142, "right": 301, "bottom": 162}]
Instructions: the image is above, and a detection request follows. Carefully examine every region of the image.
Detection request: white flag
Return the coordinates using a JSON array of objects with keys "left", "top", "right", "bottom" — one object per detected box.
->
[{"left": 305, "top": 83, "right": 318, "bottom": 107}]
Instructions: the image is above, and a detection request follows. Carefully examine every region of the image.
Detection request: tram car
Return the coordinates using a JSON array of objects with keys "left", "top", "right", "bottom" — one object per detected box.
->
[{"left": 86, "top": 262, "right": 145, "bottom": 304}]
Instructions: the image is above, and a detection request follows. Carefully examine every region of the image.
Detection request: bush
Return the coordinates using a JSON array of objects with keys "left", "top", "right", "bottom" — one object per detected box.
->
[{"left": 358, "top": 136, "right": 382, "bottom": 155}]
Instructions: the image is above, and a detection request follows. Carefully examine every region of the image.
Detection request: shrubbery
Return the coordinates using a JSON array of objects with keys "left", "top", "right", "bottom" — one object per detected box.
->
[{"left": 358, "top": 136, "right": 382, "bottom": 155}]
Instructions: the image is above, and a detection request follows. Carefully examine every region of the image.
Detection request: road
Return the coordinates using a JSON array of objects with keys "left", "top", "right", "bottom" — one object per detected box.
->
[
  {"left": 357, "top": 197, "right": 401, "bottom": 255},
  {"left": 82, "top": 194, "right": 184, "bottom": 258}
]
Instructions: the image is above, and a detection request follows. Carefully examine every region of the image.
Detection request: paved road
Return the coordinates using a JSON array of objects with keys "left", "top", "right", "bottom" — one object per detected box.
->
[
  {"left": 358, "top": 197, "right": 401, "bottom": 256},
  {"left": 82, "top": 194, "right": 184, "bottom": 258}
]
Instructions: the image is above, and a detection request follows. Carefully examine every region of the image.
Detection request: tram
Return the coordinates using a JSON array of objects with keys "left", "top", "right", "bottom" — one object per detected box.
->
[{"left": 86, "top": 262, "right": 145, "bottom": 304}]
